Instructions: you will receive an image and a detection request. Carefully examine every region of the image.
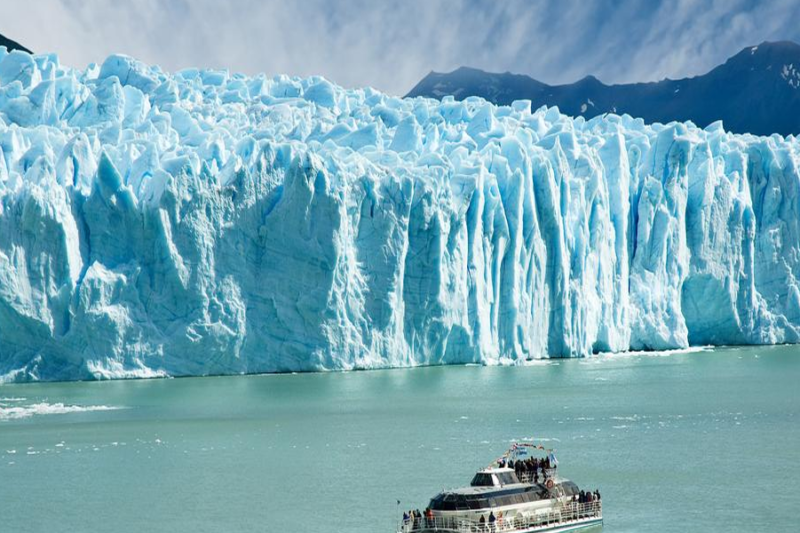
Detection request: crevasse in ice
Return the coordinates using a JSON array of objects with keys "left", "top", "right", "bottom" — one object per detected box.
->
[{"left": 0, "top": 49, "right": 797, "bottom": 381}]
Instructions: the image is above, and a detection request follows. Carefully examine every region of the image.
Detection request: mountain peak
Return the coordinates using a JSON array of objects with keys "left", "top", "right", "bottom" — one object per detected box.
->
[
  {"left": 726, "top": 40, "right": 800, "bottom": 66},
  {"left": 575, "top": 74, "right": 604, "bottom": 87},
  {"left": 752, "top": 40, "right": 800, "bottom": 52},
  {"left": 451, "top": 66, "right": 487, "bottom": 75}
]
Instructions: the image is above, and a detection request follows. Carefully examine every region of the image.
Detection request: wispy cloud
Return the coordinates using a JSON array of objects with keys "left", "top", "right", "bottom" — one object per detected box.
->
[{"left": 3, "top": 0, "right": 800, "bottom": 95}]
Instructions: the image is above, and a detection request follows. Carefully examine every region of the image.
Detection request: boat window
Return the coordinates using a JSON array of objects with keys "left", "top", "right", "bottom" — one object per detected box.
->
[
  {"left": 429, "top": 496, "right": 443, "bottom": 510},
  {"left": 470, "top": 473, "right": 495, "bottom": 487},
  {"left": 522, "top": 488, "right": 543, "bottom": 502},
  {"left": 431, "top": 494, "right": 456, "bottom": 511},
  {"left": 438, "top": 485, "right": 558, "bottom": 511},
  {"left": 561, "top": 482, "right": 579, "bottom": 496},
  {"left": 497, "top": 472, "right": 519, "bottom": 485},
  {"left": 468, "top": 499, "right": 487, "bottom": 509}
]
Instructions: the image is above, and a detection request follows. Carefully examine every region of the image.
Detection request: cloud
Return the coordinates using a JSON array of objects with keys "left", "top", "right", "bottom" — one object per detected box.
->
[{"left": 3, "top": 0, "right": 800, "bottom": 95}]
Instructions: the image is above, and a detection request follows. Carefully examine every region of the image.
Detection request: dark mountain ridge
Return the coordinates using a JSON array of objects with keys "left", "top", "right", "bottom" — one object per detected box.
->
[
  {"left": 407, "top": 41, "right": 800, "bottom": 136},
  {"left": 0, "top": 31, "right": 31, "bottom": 54}
]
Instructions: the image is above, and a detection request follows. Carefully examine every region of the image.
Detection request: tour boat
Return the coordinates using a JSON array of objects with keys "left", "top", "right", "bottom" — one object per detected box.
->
[{"left": 397, "top": 443, "right": 602, "bottom": 533}]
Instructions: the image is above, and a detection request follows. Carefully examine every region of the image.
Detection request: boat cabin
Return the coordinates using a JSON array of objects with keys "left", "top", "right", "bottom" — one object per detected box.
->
[{"left": 470, "top": 467, "right": 520, "bottom": 488}]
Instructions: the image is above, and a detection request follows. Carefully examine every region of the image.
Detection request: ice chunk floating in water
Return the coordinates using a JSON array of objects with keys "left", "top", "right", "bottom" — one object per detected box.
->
[{"left": 0, "top": 48, "right": 798, "bottom": 382}]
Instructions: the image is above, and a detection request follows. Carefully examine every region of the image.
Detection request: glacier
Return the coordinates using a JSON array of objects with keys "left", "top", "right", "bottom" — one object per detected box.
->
[{"left": 0, "top": 48, "right": 798, "bottom": 382}]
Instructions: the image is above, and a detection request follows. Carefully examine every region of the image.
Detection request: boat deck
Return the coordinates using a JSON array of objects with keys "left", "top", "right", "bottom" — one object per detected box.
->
[{"left": 398, "top": 501, "right": 602, "bottom": 533}]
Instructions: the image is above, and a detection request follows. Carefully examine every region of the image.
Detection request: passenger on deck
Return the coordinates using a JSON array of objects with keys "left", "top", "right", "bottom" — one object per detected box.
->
[
  {"left": 594, "top": 490, "right": 601, "bottom": 501},
  {"left": 479, "top": 514, "right": 486, "bottom": 529},
  {"left": 579, "top": 490, "right": 585, "bottom": 503},
  {"left": 488, "top": 511, "right": 496, "bottom": 531}
]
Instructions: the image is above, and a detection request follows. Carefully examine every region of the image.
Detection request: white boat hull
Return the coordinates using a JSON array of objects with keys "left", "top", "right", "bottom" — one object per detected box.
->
[
  {"left": 518, "top": 515, "right": 602, "bottom": 532},
  {"left": 404, "top": 515, "right": 602, "bottom": 533}
]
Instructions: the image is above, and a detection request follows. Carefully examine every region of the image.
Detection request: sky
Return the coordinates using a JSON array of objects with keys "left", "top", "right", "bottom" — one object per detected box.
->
[{"left": 4, "top": 0, "right": 800, "bottom": 96}]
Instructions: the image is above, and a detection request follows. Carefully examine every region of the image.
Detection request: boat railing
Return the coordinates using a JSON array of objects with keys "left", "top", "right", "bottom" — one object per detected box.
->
[
  {"left": 396, "top": 501, "right": 601, "bottom": 533},
  {"left": 515, "top": 469, "right": 557, "bottom": 484}
]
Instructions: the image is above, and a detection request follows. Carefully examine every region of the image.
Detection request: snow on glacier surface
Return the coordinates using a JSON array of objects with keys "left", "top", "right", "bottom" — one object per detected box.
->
[{"left": 0, "top": 48, "right": 798, "bottom": 382}]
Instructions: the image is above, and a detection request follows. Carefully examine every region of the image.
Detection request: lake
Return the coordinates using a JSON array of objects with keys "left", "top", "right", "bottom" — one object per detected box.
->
[{"left": 1, "top": 345, "right": 798, "bottom": 533}]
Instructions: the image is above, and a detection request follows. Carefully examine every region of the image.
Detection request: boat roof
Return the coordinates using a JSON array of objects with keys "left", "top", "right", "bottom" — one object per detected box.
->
[
  {"left": 447, "top": 482, "right": 531, "bottom": 496},
  {"left": 477, "top": 467, "right": 515, "bottom": 474}
]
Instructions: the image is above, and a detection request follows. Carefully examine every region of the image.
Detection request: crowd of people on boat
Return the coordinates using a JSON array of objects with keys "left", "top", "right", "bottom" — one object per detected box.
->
[
  {"left": 564, "top": 489, "right": 602, "bottom": 522},
  {"left": 498, "top": 456, "right": 555, "bottom": 483},
  {"left": 478, "top": 511, "right": 503, "bottom": 529},
  {"left": 401, "top": 508, "right": 433, "bottom": 530},
  {"left": 575, "top": 489, "right": 601, "bottom": 504},
  {"left": 402, "top": 509, "right": 510, "bottom": 532}
]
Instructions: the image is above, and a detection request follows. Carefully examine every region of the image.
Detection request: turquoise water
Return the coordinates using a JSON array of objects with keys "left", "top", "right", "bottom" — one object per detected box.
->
[{"left": 1, "top": 345, "right": 798, "bottom": 533}]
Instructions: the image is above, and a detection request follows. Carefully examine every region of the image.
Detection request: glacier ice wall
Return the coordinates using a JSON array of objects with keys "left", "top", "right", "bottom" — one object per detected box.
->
[{"left": 0, "top": 49, "right": 798, "bottom": 381}]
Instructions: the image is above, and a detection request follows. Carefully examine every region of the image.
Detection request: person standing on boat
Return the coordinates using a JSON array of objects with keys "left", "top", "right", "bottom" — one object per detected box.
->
[
  {"left": 424, "top": 508, "right": 433, "bottom": 528},
  {"left": 488, "top": 511, "right": 496, "bottom": 532}
]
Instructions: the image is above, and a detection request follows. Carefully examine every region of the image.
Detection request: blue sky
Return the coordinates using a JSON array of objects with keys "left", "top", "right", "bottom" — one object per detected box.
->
[{"left": 4, "top": 0, "right": 800, "bottom": 95}]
